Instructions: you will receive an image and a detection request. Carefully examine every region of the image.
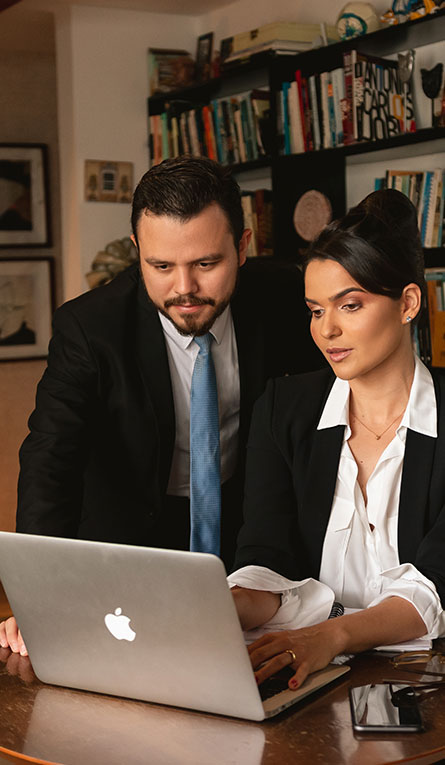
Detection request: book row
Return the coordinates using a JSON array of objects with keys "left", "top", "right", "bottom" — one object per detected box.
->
[
  {"left": 278, "top": 49, "right": 416, "bottom": 155},
  {"left": 149, "top": 90, "right": 271, "bottom": 166},
  {"left": 374, "top": 168, "right": 445, "bottom": 248}
]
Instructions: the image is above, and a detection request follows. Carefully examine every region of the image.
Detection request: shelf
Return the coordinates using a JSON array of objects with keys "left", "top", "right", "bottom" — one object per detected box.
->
[
  {"left": 424, "top": 248, "right": 445, "bottom": 269},
  {"left": 229, "top": 156, "right": 271, "bottom": 173},
  {"left": 275, "top": 126, "right": 445, "bottom": 164}
]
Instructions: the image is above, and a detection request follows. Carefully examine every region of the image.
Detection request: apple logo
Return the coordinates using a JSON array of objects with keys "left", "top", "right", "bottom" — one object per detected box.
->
[{"left": 104, "top": 607, "right": 136, "bottom": 642}]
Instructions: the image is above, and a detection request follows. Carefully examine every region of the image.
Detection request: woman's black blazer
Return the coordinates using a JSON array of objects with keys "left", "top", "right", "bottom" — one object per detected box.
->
[{"left": 234, "top": 367, "right": 445, "bottom": 608}]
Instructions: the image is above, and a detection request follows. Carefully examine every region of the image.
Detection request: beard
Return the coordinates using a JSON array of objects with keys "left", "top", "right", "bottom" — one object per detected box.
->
[{"left": 159, "top": 294, "right": 230, "bottom": 336}]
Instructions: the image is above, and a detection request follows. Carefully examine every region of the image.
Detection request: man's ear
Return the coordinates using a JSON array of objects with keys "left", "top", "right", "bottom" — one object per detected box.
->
[
  {"left": 130, "top": 234, "right": 138, "bottom": 250},
  {"left": 238, "top": 229, "right": 251, "bottom": 266}
]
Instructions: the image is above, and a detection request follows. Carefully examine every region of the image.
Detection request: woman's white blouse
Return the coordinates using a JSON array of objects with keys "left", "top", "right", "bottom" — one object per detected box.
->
[{"left": 228, "top": 356, "right": 445, "bottom": 642}]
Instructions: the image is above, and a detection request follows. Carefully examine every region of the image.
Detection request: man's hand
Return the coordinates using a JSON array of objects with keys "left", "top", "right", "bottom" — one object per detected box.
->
[{"left": 0, "top": 617, "right": 28, "bottom": 656}]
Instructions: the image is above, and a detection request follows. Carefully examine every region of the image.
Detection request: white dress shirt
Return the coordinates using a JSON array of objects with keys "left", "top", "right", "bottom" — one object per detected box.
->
[
  {"left": 228, "top": 356, "right": 445, "bottom": 642},
  {"left": 159, "top": 306, "right": 240, "bottom": 496}
]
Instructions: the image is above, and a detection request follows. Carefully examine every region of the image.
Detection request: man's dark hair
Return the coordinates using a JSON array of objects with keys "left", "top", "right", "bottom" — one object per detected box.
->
[{"left": 131, "top": 156, "right": 244, "bottom": 249}]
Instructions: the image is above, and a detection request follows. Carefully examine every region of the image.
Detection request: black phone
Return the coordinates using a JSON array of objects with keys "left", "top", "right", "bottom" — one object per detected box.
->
[{"left": 349, "top": 683, "right": 424, "bottom": 733}]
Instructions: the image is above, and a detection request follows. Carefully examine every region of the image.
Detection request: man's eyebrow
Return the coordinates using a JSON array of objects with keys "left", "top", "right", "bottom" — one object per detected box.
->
[
  {"left": 144, "top": 253, "right": 223, "bottom": 265},
  {"left": 305, "top": 287, "right": 366, "bottom": 304}
]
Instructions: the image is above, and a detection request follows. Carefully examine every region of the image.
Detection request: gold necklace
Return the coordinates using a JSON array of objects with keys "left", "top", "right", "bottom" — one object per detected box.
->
[{"left": 352, "top": 410, "right": 405, "bottom": 440}]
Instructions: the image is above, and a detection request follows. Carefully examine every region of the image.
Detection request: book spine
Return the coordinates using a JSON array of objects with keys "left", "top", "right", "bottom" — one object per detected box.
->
[
  {"left": 320, "top": 71, "right": 331, "bottom": 149},
  {"left": 342, "top": 51, "right": 354, "bottom": 144},
  {"left": 295, "top": 70, "right": 307, "bottom": 151},
  {"left": 281, "top": 83, "right": 292, "bottom": 156},
  {"left": 244, "top": 92, "right": 259, "bottom": 160},
  {"left": 232, "top": 98, "right": 247, "bottom": 163},
  {"left": 308, "top": 75, "right": 321, "bottom": 151},
  {"left": 331, "top": 67, "right": 344, "bottom": 146},
  {"left": 160, "top": 112, "right": 170, "bottom": 160},
  {"left": 288, "top": 80, "right": 304, "bottom": 154},
  {"left": 425, "top": 169, "right": 441, "bottom": 248},
  {"left": 211, "top": 99, "right": 224, "bottom": 163},
  {"left": 327, "top": 71, "right": 337, "bottom": 147}
]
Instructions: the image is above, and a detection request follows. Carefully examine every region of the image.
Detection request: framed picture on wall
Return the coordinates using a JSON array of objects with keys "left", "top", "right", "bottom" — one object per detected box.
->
[
  {"left": 0, "top": 144, "right": 50, "bottom": 248},
  {"left": 0, "top": 258, "right": 53, "bottom": 361}
]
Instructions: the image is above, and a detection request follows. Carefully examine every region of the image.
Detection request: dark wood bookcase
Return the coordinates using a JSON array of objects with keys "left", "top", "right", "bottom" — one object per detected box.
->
[{"left": 147, "top": 10, "right": 445, "bottom": 265}]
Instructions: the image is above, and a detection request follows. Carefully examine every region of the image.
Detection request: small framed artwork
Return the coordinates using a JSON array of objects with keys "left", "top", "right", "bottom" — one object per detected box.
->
[
  {"left": 196, "top": 32, "right": 213, "bottom": 82},
  {"left": 0, "top": 258, "right": 53, "bottom": 361},
  {"left": 0, "top": 143, "right": 50, "bottom": 248},
  {"left": 84, "top": 160, "right": 134, "bottom": 203}
]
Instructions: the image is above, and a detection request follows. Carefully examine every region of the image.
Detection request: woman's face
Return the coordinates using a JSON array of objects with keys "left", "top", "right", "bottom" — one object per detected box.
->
[{"left": 304, "top": 258, "right": 411, "bottom": 382}]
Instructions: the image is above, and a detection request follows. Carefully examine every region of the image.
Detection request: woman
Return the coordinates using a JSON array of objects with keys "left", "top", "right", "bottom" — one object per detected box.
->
[{"left": 230, "top": 188, "right": 445, "bottom": 690}]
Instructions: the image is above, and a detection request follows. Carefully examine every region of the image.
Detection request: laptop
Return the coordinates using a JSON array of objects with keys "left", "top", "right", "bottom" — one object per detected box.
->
[{"left": 0, "top": 532, "right": 349, "bottom": 721}]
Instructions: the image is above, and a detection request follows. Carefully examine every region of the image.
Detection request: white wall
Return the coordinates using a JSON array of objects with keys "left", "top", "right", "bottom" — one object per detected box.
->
[{"left": 55, "top": 4, "right": 198, "bottom": 299}]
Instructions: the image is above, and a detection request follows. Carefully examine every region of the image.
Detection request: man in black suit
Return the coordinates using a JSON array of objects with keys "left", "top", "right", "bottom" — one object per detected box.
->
[
  {"left": 1, "top": 156, "right": 324, "bottom": 653},
  {"left": 14, "top": 156, "right": 322, "bottom": 563}
]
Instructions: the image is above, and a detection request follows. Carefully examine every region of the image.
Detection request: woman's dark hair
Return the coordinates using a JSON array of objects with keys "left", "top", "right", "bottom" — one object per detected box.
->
[
  {"left": 304, "top": 189, "right": 425, "bottom": 318},
  {"left": 131, "top": 156, "right": 244, "bottom": 249}
]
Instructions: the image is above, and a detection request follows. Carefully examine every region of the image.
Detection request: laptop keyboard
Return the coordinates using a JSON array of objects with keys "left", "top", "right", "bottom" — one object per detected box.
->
[{"left": 258, "top": 666, "right": 295, "bottom": 701}]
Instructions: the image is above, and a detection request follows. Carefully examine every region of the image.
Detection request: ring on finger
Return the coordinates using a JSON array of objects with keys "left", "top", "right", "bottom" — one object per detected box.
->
[{"left": 284, "top": 648, "right": 297, "bottom": 663}]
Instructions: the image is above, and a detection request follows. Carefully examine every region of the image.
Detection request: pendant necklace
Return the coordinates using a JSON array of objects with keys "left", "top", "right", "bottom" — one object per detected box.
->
[{"left": 352, "top": 410, "right": 405, "bottom": 440}]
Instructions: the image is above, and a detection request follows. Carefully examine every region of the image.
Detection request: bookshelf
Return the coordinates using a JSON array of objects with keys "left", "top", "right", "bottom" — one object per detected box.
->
[{"left": 147, "top": 10, "right": 445, "bottom": 264}]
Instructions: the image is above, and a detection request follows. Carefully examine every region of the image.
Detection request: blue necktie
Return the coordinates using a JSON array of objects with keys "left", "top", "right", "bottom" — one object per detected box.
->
[{"left": 190, "top": 333, "right": 221, "bottom": 556}]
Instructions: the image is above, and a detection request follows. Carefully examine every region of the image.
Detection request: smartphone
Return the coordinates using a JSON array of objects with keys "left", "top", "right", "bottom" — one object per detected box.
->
[{"left": 349, "top": 683, "right": 424, "bottom": 733}]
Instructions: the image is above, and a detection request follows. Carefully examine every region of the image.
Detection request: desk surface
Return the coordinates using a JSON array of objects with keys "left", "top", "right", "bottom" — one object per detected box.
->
[{"left": 1, "top": 646, "right": 445, "bottom": 765}]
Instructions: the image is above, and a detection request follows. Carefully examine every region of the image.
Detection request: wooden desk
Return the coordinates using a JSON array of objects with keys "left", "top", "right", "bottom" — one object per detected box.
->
[{"left": 0, "top": 647, "right": 444, "bottom": 765}]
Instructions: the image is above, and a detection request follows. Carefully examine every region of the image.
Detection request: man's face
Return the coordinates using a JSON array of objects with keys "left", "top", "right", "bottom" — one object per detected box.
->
[{"left": 134, "top": 203, "right": 250, "bottom": 336}]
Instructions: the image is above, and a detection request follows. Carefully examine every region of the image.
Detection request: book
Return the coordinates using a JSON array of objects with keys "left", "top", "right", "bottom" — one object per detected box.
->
[
  {"left": 331, "top": 67, "right": 345, "bottom": 146},
  {"left": 308, "top": 75, "right": 321, "bottom": 151},
  {"left": 352, "top": 51, "right": 416, "bottom": 142},
  {"left": 424, "top": 169, "right": 441, "bottom": 248},
  {"left": 250, "top": 90, "right": 271, "bottom": 156},
  {"left": 287, "top": 81, "right": 304, "bottom": 154},
  {"left": 320, "top": 71, "right": 331, "bottom": 149},
  {"left": 342, "top": 52, "right": 354, "bottom": 145},
  {"left": 221, "top": 21, "right": 339, "bottom": 61},
  {"left": 241, "top": 193, "right": 258, "bottom": 257},
  {"left": 426, "top": 279, "right": 445, "bottom": 367},
  {"left": 281, "top": 82, "right": 291, "bottom": 156}
]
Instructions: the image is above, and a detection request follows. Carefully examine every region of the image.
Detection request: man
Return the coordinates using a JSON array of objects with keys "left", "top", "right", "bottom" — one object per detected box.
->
[{"left": 1, "top": 156, "right": 323, "bottom": 653}]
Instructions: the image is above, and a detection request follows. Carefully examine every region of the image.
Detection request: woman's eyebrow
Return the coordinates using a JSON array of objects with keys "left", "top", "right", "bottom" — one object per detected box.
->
[{"left": 305, "top": 287, "right": 366, "bottom": 304}]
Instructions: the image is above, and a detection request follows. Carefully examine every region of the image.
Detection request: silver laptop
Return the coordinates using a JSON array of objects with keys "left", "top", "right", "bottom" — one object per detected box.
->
[{"left": 0, "top": 532, "right": 349, "bottom": 721}]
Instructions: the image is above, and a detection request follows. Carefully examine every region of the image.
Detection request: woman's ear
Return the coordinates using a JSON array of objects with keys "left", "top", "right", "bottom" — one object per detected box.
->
[{"left": 401, "top": 283, "right": 422, "bottom": 324}]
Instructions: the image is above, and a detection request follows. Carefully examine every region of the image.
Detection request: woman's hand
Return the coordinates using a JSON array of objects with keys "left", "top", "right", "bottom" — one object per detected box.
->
[
  {"left": 0, "top": 617, "right": 28, "bottom": 656},
  {"left": 248, "top": 620, "right": 342, "bottom": 690}
]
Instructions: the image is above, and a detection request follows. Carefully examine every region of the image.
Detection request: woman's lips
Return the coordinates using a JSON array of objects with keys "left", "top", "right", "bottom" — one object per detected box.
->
[{"left": 326, "top": 348, "right": 352, "bottom": 362}]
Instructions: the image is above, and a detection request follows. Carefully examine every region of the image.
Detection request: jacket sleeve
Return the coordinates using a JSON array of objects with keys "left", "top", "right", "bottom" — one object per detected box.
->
[
  {"left": 16, "top": 305, "right": 98, "bottom": 536},
  {"left": 232, "top": 378, "right": 303, "bottom": 578}
]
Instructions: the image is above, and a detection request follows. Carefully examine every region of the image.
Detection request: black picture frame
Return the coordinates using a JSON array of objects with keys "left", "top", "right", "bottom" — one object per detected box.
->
[
  {"left": 0, "top": 143, "right": 51, "bottom": 248},
  {"left": 0, "top": 257, "right": 54, "bottom": 360},
  {"left": 196, "top": 32, "right": 214, "bottom": 83}
]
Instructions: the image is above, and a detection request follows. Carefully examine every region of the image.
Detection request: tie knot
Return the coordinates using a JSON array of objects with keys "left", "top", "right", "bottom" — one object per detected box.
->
[{"left": 194, "top": 333, "right": 213, "bottom": 353}]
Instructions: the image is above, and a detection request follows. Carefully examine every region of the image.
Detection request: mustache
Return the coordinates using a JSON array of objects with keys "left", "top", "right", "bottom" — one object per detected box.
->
[{"left": 164, "top": 295, "right": 215, "bottom": 308}]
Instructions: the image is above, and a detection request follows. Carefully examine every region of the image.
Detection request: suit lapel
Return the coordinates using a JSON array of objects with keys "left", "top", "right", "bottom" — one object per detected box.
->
[
  {"left": 300, "top": 425, "right": 344, "bottom": 577},
  {"left": 231, "top": 286, "right": 266, "bottom": 449},
  {"left": 398, "top": 429, "right": 436, "bottom": 562},
  {"left": 134, "top": 279, "right": 175, "bottom": 494},
  {"left": 397, "top": 372, "right": 444, "bottom": 562}
]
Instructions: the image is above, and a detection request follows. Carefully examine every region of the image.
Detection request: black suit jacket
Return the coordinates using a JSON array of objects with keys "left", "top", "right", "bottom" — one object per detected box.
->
[
  {"left": 17, "top": 260, "right": 324, "bottom": 569},
  {"left": 234, "top": 367, "right": 445, "bottom": 607}
]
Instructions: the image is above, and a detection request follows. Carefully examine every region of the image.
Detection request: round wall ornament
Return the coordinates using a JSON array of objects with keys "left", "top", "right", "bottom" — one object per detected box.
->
[{"left": 293, "top": 190, "right": 332, "bottom": 242}]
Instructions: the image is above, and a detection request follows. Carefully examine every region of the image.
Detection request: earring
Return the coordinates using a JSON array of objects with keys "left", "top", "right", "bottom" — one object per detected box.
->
[{"left": 406, "top": 316, "right": 412, "bottom": 323}]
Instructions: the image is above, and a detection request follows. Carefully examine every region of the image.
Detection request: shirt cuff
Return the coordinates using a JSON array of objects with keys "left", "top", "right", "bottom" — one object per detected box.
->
[
  {"left": 227, "top": 565, "right": 335, "bottom": 643},
  {"left": 366, "top": 562, "right": 445, "bottom": 639}
]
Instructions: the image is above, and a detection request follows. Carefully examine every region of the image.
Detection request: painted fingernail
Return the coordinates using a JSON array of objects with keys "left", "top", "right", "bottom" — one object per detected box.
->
[
  {"left": 20, "top": 646, "right": 27, "bottom": 656},
  {"left": 289, "top": 679, "right": 299, "bottom": 689}
]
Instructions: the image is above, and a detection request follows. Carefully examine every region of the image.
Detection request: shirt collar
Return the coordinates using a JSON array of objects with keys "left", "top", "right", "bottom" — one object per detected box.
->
[
  {"left": 317, "top": 355, "right": 437, "bottom": 439},
  {"left": 158, "top": 304, "right": 231, "bottom": 350}
]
